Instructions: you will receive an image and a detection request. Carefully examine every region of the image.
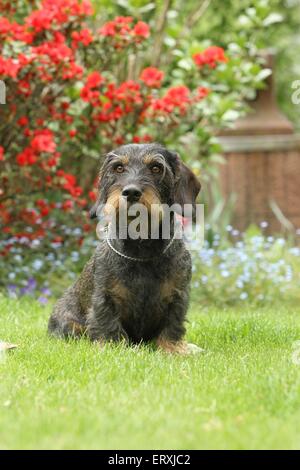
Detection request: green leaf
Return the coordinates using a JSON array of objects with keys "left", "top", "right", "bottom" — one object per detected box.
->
[
  {"left": 244, "top": 224, "right": 262, "bottom": 239},
  {"left": 177, "top": 59, "right": 193, "bottom": 71},
  {"left": 263, "top": 13, "right": 284, "bottom": 26},
  {"left": 255, "top": 68, "right": 272, "bottom": 82},
  {"left": 222, "top": 109, "right": 240, "bottom": 122}
]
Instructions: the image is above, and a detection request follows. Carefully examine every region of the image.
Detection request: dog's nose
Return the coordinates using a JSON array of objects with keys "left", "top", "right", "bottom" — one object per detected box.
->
[{"left": 122, "top": 185, "right": 142, "bottom": 202}]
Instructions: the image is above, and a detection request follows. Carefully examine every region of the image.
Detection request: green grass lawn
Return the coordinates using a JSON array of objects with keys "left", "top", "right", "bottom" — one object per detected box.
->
[{"left": 1, "top": 295, "right": 300, "bottom": 450}]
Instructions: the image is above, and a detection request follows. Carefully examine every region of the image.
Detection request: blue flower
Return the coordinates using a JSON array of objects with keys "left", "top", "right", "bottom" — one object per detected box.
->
[
  {"left": 32, "top": 259, "right": 43, "bottom": 271},
  {"left": 289, "top": 247, "right": 300, "bottom": 257},
  {"left": 260, "top": 221, "right": 268, "bottom": 228},
  {"left": 240, "top": 292, "right": 248, "bottom": 300},
  {"left": 7, "top": 284, "right": 17, "bottom": 292},
  {"left": 221, "top": 270, "right": 230, "bottom": 278}
]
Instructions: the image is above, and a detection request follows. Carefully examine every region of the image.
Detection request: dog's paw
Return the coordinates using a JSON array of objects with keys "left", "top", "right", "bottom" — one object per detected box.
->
[
  {"left": 156, "top": 338, "right": 204, "bottom": 355},
  {"left": 185, "top": 342, "right": 205, "bottom": 355},
  {"left": 0, "top": 341, "right": 18, "bottom": 352}
]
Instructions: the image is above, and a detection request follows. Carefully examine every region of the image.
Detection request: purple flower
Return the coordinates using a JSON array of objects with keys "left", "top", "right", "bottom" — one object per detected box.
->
[
  {"left": 41, "top": 287, "right": 51, "bottom": 296},
  {"left": 20, "top": 286, "right": 31, "bottom": 295},
  {"left": 38, "top": 296, "right": 48, "bottom": 305},
  {"left": 27, "top": 277, "right": 37, "bottom": 291},
  {"left": 7, "top": 284, "right": 17, "bottom": 292}
]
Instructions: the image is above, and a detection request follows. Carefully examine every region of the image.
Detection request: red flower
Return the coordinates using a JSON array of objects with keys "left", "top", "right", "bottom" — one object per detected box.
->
[
  {"left": 36, "top": 199, "right": 46, "bottom": 208},
  {"left": 83, "top": 223, "right": 91, "bottom": 232},
  {"left": 99, "top": 21, "right": 116, "bottom": 37},
  {"left": 62, "top": 200, "right": 74, "bottom": 211},
  {"left": 24, "top": 128, "right": 31, "bottom": 137},
  {"left": 133, "top": 134, "right": 152, "bottom": 143},
  {"left": 25, "top": 0, "right": 93, "bottom": 33},
  {"left": 151, "top": 85, "right": 191, "bottom": 115},
  {"left": 80, "top": 72, "right": 104, "bottom": 104},
  {"left": 63, "top": 173, "right": 76, "bottom": 186},
  {"left": 88, "top": 190, "right": 97, "bottom": 201},
  {"left": 61, "top": 61, "right": 83, "bottom": 80},
  {"left": 40, "top": 206, "right": 50, "bottom": 217},
  {"left": 11, "top": 23, "right": 34, "bottom": 44},
  {"left": 33, "top": 36, "right": 73, "bottom": 64},
  {"left": 114, "top": 80, "right": 141, "bottom": 107},
  {"left": 100, "top": 16, "right": 133, "bottom": 37},
  {"left": 18, "top": 80, "right": 32, "bottom": 96},
  {"left": 47, "top": 151, "right": 61, "bottom": 168},
  {"left": 114, "top": 136, "right": 125, "bottom": 145},
  {"left": 166, "top": 85, "right": 190, "bottom": 106},
  {"left": 16, "top": 147, "right": 37, "bottom": 166},
  {"left": 132, "top": 21, "right": 149, "bottom": 38},
  {"left": 31, "top": 130, "right": 56, "bottom": 153},
  {"left": 140, "top": 67, "right": 164, "bottom": 88},
  {"left": 86, "top": 71, "right": 103, "bottom": 88},
  {"left": 0, "top": 17, "right": 11, "bottom": 35},
  {"left": 26, "top": 9, "right": 54, "bottom": 33},
  {"left": 80, "top": 87, "right": 99, "bottom": 103},
  {"left": 99, "top": 17, "right": 149, "bottom": 49},
  {"left": 0, "top": 146, "right": 4, "bottom": 161},
  {"left": 17, "top": 116, "right": 29, "bottom": 126},
  {"left": 114, "top": 16, "right": 133, "bottom": 24},
  {"left": 196, "top": 86, "right": 210, "bottom": 100},
  {"left": 0, "top": 56, "right": 21, "bottom": 78},
  {"left": 72, "top": 28, "right": 93, "bottom": 47},
  {"left": 193, "top": 46, "right": 228, "bottom": 69}
]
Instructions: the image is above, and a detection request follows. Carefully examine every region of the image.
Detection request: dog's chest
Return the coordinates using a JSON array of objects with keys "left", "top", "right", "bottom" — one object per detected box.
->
[{"left": 110, "top": 263, "right": 175, "bottom": 341}]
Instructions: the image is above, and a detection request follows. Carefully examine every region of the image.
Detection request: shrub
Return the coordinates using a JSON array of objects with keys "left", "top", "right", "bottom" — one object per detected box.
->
[{"left": 0, "top": 0, "right": 271, "bottom": 297}]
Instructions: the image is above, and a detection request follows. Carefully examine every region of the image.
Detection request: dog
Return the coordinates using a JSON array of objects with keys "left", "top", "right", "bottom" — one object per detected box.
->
[{"left": 48, "top": 143, "right": 202, "bottom": 354}]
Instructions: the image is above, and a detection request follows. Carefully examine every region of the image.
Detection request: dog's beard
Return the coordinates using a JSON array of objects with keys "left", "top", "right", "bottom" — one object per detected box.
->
[
  {"left": 104, "top": 187, "right": 164, "bottom": 239},
  {"left": 139, "top": 187, "right": 164, "bottom": 227},
  {"left": 103, "top": 187, "right": 123, "bottom": 218}
]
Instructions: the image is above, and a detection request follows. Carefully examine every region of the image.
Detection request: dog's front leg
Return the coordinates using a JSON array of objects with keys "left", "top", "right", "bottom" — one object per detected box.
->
[
  {"left": 87, "top": 294, "right": 128, "bottom": 345},
  {"left": 156, "top": 294, "right": 203, "bottom": 355}
]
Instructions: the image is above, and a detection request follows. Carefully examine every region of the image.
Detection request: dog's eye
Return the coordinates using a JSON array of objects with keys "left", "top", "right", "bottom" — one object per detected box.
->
[
  {"left": 114, "top": 164, "right": 124, "bottom": 173},
  {"left": 151, "top": 165, "right": 162, "bottom": 174}
]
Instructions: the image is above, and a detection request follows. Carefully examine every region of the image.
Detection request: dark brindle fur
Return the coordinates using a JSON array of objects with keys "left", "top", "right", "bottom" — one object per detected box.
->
[{"left": 48, "top": 143, "right": 201, "bottom": 354}]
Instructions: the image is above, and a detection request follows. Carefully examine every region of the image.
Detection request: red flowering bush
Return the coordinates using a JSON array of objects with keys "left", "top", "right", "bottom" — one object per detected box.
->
[
  {"left": 99, "top": 15, "right": 149, "bottom": 44},
  {"left": 0, "top": 0, "right": 268, "bottom": 297},
  {"left": 140, "top": 67, "right": 164, "bottom": 88},
  {"left": 193, "top": 46, "right": 228, "bottom": 69}
]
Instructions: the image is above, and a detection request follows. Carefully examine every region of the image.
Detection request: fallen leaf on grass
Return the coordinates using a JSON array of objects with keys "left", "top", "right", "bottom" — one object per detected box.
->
[{"left": 0, "top": 341, "right": 18, "bottom": 352}]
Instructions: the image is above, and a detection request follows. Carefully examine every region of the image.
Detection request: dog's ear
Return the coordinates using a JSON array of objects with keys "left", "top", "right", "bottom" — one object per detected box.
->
[
  {"left": 89, "top": 173, "right": 103, "bottom": 220},
  {"left": 89, "top": 200, "right": 99, "bottom": 219},
  {"left": 173, "top": 155, "right": 201, "bottom": 209},
  {"left": 89, "top": 151, "right": 119, "bottom": 219}
]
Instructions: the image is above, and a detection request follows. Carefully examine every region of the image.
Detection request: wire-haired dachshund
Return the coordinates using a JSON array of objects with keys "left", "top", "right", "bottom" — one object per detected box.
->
[{"left": 48, "top": 143, "right": 202, "bottom": 354}]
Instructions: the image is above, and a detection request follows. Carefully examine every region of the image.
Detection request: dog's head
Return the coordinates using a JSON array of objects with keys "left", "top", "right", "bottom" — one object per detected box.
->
[{"left": 90, "top": 143, "right": 201, "bottom": 222}]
